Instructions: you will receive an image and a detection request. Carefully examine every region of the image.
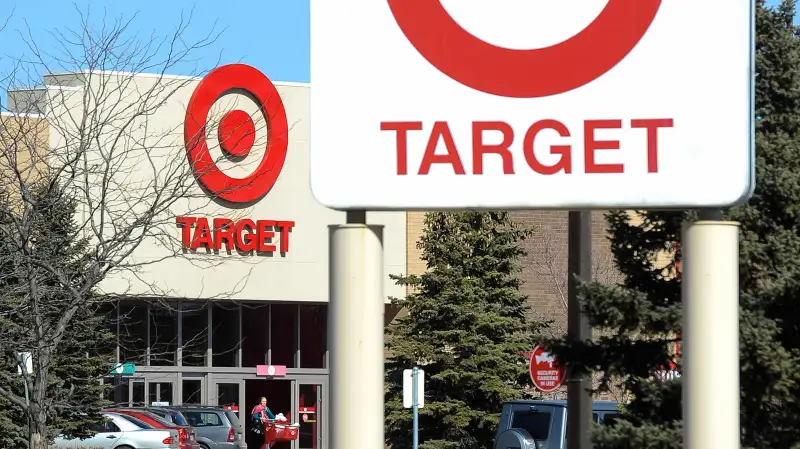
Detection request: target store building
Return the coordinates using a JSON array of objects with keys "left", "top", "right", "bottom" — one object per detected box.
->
[
  {"left": 6, "top": 61, "right": 629, "bottom": 448},
  {"left": 7, "top": 64, "right": 409, "bottom": 449}
]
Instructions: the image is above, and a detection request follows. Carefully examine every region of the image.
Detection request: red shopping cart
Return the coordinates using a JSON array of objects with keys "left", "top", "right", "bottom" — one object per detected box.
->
[{"left": 261, "top": 419, "right": 300, "bottom": 448}]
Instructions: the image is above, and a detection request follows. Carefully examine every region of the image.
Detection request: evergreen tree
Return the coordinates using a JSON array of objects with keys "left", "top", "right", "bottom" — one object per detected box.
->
[
  {"left": 384, "top": 212, "right": 546, "bottom": 449},
  {"left": 0, "top": 181, "right": 115, "bottom": 445},
  {"left": 549, "top": 1, "right": 800, "bottom": 448}
]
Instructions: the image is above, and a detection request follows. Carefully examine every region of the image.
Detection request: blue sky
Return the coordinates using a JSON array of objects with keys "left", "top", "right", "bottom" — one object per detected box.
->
[{"left": 0, "top": 0, "right": 310, "bottom": 85}]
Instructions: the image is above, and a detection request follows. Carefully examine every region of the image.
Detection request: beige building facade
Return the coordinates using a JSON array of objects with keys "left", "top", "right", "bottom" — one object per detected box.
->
[{"left": 2, "top": 63, "right": 679, "bottom": 447}]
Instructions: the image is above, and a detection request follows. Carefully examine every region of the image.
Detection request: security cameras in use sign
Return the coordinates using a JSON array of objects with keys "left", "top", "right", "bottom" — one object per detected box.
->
[{"left": 309, "top": 1, "right": 755, "bottom": 210}]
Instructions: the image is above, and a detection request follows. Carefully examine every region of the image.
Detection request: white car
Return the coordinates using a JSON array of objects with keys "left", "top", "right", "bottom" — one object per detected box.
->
[{"left": 53, "top": 412, "right": 180, "bottom": 448}]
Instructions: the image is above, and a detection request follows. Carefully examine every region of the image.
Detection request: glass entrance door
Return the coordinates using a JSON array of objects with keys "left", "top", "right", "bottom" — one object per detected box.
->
[
  {"left": 103, "top": 377, "right": 145, "bottom": 406},
  {"left": 148, "top": 381, "right": 174, "bottom": 406},
  {"left": 295, "top": 379, "right": 327, "bottom": 449},
  {"left": 211, "top": 377, "right": 245, "bottom": 445},
  {"left": 181, "top": 374, "right": 205, "bottom": 405}
]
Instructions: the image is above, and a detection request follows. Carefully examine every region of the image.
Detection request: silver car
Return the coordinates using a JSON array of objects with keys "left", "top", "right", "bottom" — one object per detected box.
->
[
  {"left": 53, "top": 412, "right": 180, "bottom": 448},
  {"left": 172, "top": 406, "right": 246, "bottom": 449}
]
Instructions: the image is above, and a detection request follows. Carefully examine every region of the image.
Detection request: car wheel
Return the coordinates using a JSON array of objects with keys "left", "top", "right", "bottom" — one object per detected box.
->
[
  {"left": 115, "top": 446, "right": 134, "bottom": 449},
  {"left": 199, "top": 443, "right": 210, "bottom": 449}
]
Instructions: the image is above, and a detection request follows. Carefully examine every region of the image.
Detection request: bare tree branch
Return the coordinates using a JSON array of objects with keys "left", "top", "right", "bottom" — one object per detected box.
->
[{"left": 0, "top": 7, "right": 292, "bottom": 448}]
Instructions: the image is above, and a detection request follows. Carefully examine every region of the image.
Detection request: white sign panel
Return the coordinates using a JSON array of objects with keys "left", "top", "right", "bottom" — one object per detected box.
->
[
  {"left": 16, "top": 352, "right": 32, "bottom": 376},
  {"left": 403, "top": 369, "right": 425, "bottom": 409},
  {"left": 310, "top": 0, "right": 754, "bottom": 210}
]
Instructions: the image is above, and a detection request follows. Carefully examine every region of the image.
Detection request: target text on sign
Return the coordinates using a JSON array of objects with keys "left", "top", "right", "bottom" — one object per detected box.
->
[
  {"left": 176, "top": 217, "right": 295, "bottom": 254},
  {"left": 380, "top": 119, "right": 674, "bottom": 176}
]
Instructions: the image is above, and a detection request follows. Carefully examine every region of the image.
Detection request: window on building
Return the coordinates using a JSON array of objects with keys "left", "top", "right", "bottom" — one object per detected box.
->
[
  {"left": 183, "top": 379, "right": 203, "bottom": 404},
  {"left": 148, "top": 381, "right": 173, "bottom": 405},
  {"left": 181, "top": 302, "right": 208, "bottom": 367},
  {"left": 150, "top": 302, "right": 178, "bottom": 366},
  {"left": 93, "top": 301, "right": 119, "bottom": 361},
  {"left": 118, "top": 302, "right": 147, "bottom": 365},
  {"left": 132, "top": 381, "right": 145, "bottom": 406},
  {"left": 104, "top": 377, "right": 129, "bottom": 405},
  {"left": 212, "top": 303, "right": 240, "bottom": 367},
  {"left": 270, "top": 304, "right": 297, "bottom": 368},
  {"left": 242, "top": 303, "right": 269, "bottom": 367},
  {"left": 300, "top": 305, "right": 327, "bottom": 368}
]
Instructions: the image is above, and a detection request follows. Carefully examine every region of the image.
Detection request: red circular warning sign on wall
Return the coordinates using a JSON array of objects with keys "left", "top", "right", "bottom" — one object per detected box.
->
[{"left": 529, "top": 344, "right": 566, "bottom": 393}]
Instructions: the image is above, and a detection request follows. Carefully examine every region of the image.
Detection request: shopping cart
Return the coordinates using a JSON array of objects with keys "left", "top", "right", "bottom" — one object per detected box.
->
[{"left": 261, "top": 418, "right": 300, "bottom": 448}]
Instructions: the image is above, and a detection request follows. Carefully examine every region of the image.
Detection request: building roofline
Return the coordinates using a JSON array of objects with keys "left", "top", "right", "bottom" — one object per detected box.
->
[
  {"left": 0, "top": 111, "right": 45, "bottom": 119},
  {"left": 44, "top": 70, "right": 310, "bottom": 88},
  {"left": 10, "top": 85, "right": 83, "bottom": 92}
]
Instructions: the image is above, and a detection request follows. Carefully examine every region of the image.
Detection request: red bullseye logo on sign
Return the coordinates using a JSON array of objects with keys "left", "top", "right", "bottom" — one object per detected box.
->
[
  {"left": 386, "top": 0, "right": 662, "bottom": 98},
  {"left": 184, "top": 64, "right": 289, "bottom": 204}
]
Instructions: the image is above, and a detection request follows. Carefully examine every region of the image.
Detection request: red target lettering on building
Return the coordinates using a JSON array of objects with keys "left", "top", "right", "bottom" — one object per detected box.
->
[
  {"left": 528, "top": 344, "right": 566, "bottom": 393},
  {"left": 184, "top": 64, "right": 289, "bottom": 204},
  {"left": 386, "top": 0, "right": 662, "bottom": 98}
]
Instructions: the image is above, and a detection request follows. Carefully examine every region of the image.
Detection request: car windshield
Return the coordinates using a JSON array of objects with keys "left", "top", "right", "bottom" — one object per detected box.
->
[
  {"left": 116, "top": 413, "right": 154, "bottom": 429},
  {"left": 150, "top": 410, "right": 174, "bottom": 424},
  {"left": 171, "top": 411, "right": 189, "bottom": 426},
  {"left": 140, "top": 411, "right": 174, "bottom": 427}
]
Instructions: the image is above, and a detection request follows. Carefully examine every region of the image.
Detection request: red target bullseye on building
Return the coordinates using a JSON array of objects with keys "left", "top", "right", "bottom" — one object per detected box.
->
[
  {"left": 386, "top": 0, "right": 662, "bottom": 98},
  {"left": 184, "top": 64, "right": 289, "bottom": 204}
]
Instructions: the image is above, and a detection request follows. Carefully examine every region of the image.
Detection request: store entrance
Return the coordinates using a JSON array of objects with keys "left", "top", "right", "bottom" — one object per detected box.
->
[
  {"left": 245, "top": 379, "right": 292, "bottom": 449},
  {"left": 297, "top": 382, "right": 324, "bottom": 449}
]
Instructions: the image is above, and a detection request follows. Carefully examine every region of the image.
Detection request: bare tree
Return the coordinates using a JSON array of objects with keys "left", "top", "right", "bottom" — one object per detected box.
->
[
  {"left": 528, "top": 217, "right": 680, "bottom": 403},
  {"left": 529, "top": 225, "right": 623, "bottom": 336},
  {"left": 0, "top": 7, "right": 284, "bottom": 448},
  {"left": 526, "top": 221, "right": 631, "bottom": 403}
]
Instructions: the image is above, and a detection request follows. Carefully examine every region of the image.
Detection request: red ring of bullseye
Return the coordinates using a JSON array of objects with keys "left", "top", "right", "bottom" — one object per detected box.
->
[
  {"left": 184, "top": 64, "right": 289, "bottom": 204},
  {"left": 387, "top": 0, "right": 662, "bottom": 98}
]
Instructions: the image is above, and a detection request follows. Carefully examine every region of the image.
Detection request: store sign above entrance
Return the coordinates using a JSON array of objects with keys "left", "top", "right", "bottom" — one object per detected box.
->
[
  {"left": 109, "top": 362, "right": 135, "bottom": 376},
  {"left": 257, "top": 365, "right": 287, "bottom": 377},
  {"left": 309, "top": 0, "right": 754, "bottom": 210},
  {"left": 177, "top": 64, "right": 295, "bottom": 255}
]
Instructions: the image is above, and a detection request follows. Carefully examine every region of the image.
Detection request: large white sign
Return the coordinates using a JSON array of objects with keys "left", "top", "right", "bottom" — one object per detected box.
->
[{"left": 310, "top": 1, "right": 754, "bottom": 210}]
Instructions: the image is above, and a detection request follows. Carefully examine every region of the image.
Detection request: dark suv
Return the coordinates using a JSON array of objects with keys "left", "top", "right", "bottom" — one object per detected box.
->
[{"left": 170, "top": 405, "right": 245, "bottom": 449}]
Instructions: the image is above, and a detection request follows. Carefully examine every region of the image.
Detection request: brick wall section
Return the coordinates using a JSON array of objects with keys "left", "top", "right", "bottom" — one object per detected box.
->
[
  {"left": 400, "top": 211, "right": 676, "bottom": 331},
  {"left": 509, "top": 211, "right": 616, "bottom": 334},
  {"left": 400, "top": 211, "right": 617, "bottom": 331},
  {"left": 0, "top": 114, "right": 50, "bottom": 207}
]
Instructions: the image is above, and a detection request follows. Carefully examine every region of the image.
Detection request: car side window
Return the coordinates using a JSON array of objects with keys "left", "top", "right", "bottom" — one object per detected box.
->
[
  {"left": 184, "top": 411, "right": 224, "bottom": 427},
  {"left": 103, "top": 420, "right": 121, "bottom": 433}
]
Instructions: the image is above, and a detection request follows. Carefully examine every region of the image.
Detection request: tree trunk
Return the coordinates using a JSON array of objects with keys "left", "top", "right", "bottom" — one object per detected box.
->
[
  {"left": 29, "top": 401, "right": 48, "bottom": 449},
  {"left": 30, "top": 432, "right": 46, "bottom": 449}
]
